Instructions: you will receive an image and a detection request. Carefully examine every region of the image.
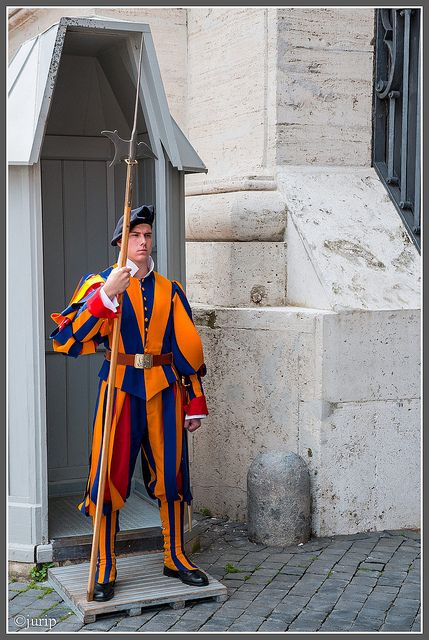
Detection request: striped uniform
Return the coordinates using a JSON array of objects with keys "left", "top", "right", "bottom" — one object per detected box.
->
[{"left": 50, "top": 264, "right": 208, "bottom": 583}]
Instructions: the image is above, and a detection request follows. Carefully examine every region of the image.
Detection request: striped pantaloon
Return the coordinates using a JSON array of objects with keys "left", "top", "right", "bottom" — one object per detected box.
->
[{"left": 77, "top": 378, "right": 196, "bottom": 584}]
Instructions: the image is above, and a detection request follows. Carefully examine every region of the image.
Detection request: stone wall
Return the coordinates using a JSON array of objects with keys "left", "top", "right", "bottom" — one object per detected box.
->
[
  {"left": 185, "top": 7, "right": 421, "bottom": 536},
  {"left": 276, "top": 7, "right": 375, "bottom": 166},
  {"left": 302, "top": 309, "right": 420, "bottom": 535},
  {"left": 190, "top": 305, "right": 327, "bottom": 522},
  {"left": 191, "top": 304, "right": 420, "bottom": 534},
  {"left": 187, "top": 8, "right": 277, "bottom": 186}
]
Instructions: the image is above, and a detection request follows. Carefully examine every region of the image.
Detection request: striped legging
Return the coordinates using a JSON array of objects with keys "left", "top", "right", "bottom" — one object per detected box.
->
[
  {"left": 80, "top": 379, "right": 196, "bottom": 584},
  {"left": 94, "top": 498, "right": 197, "bottom": 584}
]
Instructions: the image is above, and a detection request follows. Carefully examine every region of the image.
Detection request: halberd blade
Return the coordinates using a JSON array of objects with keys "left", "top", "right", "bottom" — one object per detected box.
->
[
  {"left": 136, "top": 141, "right": 157, "bottom": 160},
  {"left": 101, "top": 130, "right": 129, "bottom": 167}
]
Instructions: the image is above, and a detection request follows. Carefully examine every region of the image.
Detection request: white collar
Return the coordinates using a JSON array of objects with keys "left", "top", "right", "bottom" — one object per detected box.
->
[{"left": 126, "top": 255, "right": 155, "bottom": 279}]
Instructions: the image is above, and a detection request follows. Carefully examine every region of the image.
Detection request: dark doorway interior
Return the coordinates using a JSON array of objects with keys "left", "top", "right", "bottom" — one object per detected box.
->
[{"left": 41, "top": 28, "right": 160, "bottom": 555}]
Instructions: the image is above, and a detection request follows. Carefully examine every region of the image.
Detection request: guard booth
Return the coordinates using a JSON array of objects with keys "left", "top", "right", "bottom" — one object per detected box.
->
[{"left": 8, "top": 16, "right": 207, "bottom": 564}]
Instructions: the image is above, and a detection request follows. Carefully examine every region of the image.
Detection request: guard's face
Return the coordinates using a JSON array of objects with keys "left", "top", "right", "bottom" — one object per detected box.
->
[{"left": 117, "top": 222, "right": 153, "bottom": 265}]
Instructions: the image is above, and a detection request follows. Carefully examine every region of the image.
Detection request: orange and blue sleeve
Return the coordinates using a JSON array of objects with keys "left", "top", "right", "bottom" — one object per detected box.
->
[
  {"left": 171, "top": 281, "right": 208, "bottom": 416},
  {"left": 49, "top": 274, "right": 118, "bottom": 357}
]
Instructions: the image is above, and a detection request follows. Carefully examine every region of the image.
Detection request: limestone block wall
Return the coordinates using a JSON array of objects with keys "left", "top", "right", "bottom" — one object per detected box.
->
[
  {"left": 186, "top": 189, "right": 288, "bottom": 307},
  {"left": 185, "top": 7, "right": 283, "bottom": 311},
  {"left": 276, "top": 7, "right": 375, "bottom": 166},
  {"left": 185, "top": 7, "right": 421, "bottom": 536},
  {"left": 186, "top": 7, "right": 277, "bottom": 185},
  {"left": 300, "top": 309, "right": 420, "bottom": 535},
  {"left": 190, "top": 305, "right": 420, "bottom": 535},
  {"left": 279, "top": 167, "right": 421, "bottom": 311},
  {"left": 189, "top": 306, "right": 329, "bottom": 523}
]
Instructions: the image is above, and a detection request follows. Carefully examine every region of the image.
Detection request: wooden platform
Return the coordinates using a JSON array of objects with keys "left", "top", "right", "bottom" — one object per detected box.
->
[{"left": 48, "top": 552, "right": 227, "bottom": 624}]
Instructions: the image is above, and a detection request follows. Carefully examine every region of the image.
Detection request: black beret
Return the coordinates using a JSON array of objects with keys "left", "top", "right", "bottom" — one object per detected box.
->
[{"left": 111, "top": 205, "right": 155, "bottom": 246}]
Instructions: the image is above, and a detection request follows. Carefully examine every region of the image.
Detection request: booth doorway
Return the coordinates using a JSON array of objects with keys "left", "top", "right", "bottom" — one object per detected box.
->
[{"left": 40, "top": 28, "right": 160, "bottom": 556}]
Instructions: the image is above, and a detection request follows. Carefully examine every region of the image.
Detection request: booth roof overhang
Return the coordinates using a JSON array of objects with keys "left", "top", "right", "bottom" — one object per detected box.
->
[{"left": 8, "top": 15, "right": 207, "bottom": 174}]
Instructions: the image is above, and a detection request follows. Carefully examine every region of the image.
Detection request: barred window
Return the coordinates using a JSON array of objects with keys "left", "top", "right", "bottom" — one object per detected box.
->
[{"left": 373, "top": 8, "right": 421, "bottom": 252}]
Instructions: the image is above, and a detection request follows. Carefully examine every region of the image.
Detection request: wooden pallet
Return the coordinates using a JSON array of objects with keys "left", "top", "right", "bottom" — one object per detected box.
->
[{"left": 48, "top": 552, "right": 227, "bottom": 624}]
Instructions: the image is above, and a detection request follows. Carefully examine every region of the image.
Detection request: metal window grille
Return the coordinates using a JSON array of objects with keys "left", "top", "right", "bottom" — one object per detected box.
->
[{"left": 373, "top": 8, "right": 421, "bottom": 252}]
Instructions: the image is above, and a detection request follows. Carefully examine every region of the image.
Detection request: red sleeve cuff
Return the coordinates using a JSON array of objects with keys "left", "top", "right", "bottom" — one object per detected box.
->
[
  {"left": 184, "top": 395, "right": 208, "bottom": 416},
  {"left": 86, "top": 288, "right": 119, "bottom": 319}
]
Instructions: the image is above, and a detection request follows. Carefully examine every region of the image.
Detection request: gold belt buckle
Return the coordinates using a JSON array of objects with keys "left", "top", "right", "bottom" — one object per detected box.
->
[{"left": 134, "top": 353, "right": 153, "bottom": 369}]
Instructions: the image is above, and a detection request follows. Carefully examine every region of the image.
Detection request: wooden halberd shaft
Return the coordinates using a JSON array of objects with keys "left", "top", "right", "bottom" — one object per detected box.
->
[{"left": 86, "top": 158, "right": 137, "bottom": 601}]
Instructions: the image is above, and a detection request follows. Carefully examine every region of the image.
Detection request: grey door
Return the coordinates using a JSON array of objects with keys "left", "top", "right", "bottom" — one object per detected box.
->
[{"left": 42, "top": 136, "right": 155, "bottom": 498}]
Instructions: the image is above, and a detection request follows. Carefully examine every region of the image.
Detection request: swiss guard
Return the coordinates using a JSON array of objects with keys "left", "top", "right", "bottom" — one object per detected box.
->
[{"left": 49, "top": 204, "right": 210, "bottom": 602}]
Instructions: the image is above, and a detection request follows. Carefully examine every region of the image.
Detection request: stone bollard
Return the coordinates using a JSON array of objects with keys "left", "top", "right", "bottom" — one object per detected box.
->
[{"left": 247, "top": 451, "right": 311, "bottom": 546}]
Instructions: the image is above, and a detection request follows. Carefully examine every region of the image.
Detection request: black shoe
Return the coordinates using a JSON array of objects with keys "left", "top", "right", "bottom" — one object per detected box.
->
[
  {"left": 93, "top": 568, "right": 117, "bottom": 602},
  {"left": 163, "top": 566, "right": 209, "bottom": 587},
  {"left": 93, "top": 580, "right": 115, "bottom": 602}
]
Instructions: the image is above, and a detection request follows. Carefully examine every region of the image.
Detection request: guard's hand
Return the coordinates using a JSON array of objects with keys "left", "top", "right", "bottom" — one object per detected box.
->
[
  {"left": 184, "top": 418, "right": 202, "bottom": 433},
  {"left": 103, "top": 266, "right": 132, "bottom": 298}
]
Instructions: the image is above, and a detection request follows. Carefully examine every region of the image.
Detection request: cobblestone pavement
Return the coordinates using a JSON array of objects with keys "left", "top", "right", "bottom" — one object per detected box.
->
[{"left": 8, "top": 517, "right": 421, "bottom": 633}]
